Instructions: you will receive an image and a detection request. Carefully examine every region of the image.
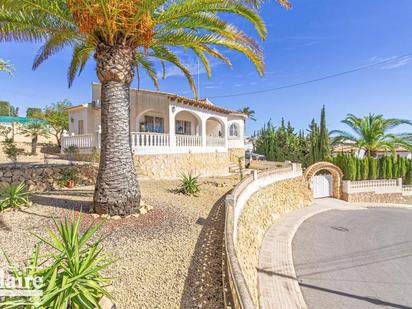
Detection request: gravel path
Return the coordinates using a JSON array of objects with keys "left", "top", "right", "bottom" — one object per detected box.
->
[{"left": 0, "top": 177, "right": 238, "bottom": 308}]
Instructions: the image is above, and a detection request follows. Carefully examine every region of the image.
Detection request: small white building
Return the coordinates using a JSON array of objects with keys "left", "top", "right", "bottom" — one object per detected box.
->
[{"left": 62, "top": 83, "right": 247, "bottom": 178}]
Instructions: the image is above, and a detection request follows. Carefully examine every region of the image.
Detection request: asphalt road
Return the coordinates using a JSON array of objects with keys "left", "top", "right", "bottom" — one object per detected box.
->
[{"left": 293, "top": 207, "right": 412, "bottom": 309}]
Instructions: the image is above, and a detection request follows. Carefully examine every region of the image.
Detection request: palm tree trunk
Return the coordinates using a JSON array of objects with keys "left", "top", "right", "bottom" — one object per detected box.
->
[{"left": 93, "top": 44, "right": 141, "bottom": 216}]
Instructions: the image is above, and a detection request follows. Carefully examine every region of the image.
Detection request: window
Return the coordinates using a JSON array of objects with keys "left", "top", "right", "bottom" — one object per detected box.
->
[
  {"left": 176, "top": 120, "right": 191, "bottom": 135},
  {"left": 142, "top": 115, "right": 164, "bottom": 133},
  {"left": 229, "top": 123, "right": 239, "bottom": 138},
  {"left": 78, "top": 120, "right": 84, "bottom": 135}
]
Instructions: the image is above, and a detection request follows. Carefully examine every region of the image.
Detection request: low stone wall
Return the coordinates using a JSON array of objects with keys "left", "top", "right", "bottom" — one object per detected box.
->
[
  {"left": 134, "top": 152, "right": 231, "bottom": 178},
  {"left": 342, "top": 179, "right": 412, "bottom": 205},
  {"left": 342, "top": 192, "right": 412, "bottom": 204},
  {"left": 236, "top": 177, "right": 312, "bottom": 305},
  {"left": 0, "top": 164, "right": 98, "bottom": 192},
  {"left": 224, "top": 165, "right": 313, "bottom": 308}
]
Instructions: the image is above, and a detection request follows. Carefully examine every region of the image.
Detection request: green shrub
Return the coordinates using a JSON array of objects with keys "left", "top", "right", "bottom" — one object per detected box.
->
[
  {"left": 179, "top": 172, "right": 200, "bottom": 195},
  {"left": 58, "top": 167, "right": 78, "bottom": 186},
  {"left": 64, "top": 145, "right": 79, "bottom": 163},
  {"left": 2, "top": 213, "right": 113, "bottom": 308},
  {"left": 3, "top": 138, "right": 18, "bottom": 165},
  {"left": 393, "top": 156, "right": 400, "bottom": 178},
  {"left": 0, "top": 182, "right": 29, "bottom": 211}
]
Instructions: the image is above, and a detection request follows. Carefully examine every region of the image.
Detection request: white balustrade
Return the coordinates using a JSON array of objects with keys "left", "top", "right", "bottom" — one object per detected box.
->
[
  {"left": 61, "top": 132, "right": 229, "bottom": 153},
  {"left": 206, "top": 136, "right": 226, "bottom": 147},
  {"left": 176, "top": 135, "right": 202, "bottom": 147},
  {"left": 349, "top": 179, "right": 398, "bottom": 189},
  {"left": 61, "top": 134, "right": 95, "bottom": 150},
  {"left": 131, "top": 132, "right": 170, "bottom": 148}
]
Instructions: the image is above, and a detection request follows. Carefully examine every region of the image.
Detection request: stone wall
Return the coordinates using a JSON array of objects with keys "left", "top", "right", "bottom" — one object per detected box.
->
[
  {"left": 342, "top": 192, "right": 412, "bottom": 204},
  {"left": 228, "top": 148, "right": 245, "bottom": 164},
  {"left": 236, "top": 177, "right": 313, "bottom": 305},
  {"left": 134, "top": 152, "right": 231, "bottom": 178},
  {"left": 0, "top": 164, "right": 98, "bottom": 192}
]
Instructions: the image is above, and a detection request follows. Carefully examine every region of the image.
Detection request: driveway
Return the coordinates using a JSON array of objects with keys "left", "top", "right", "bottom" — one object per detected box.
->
[{"left": 293, "top": 206, "right": 412, "bottom": 309}]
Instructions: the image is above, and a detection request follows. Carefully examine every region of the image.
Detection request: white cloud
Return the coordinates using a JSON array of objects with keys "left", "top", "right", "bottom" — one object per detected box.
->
[{"left": 370, "top": 55, "right": 412, "bottom": 70}]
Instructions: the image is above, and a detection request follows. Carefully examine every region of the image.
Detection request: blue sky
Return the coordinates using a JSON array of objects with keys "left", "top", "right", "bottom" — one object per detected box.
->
[{"left": 1, "top": 0, "right": 412, "bottom": 135}]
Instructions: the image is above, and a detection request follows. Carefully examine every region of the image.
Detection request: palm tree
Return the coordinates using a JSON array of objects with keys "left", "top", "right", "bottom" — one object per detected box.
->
[
  {"left": 330, "top": 113, "right": 412, "bottom": 157},
  {"left": 238, "top": 107, "right": 256, "bottom": 121},
  {"left": 0, "top": 58, "right": 13, "bottom": 74},
  {"left": 0, "top": 0, "right": 290, "bottom": 215},
  {"left": 20, "top": 121, "right": 49, "bottom": 155}
]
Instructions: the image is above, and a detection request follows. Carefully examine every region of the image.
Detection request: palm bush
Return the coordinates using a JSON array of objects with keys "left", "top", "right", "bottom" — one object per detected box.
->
[
  {"left": 20, "top": 121, "right": 49, "bottom": 155},
  {"left": 331, "top": 113, "right": 412, "bottom": 156},
  {"left": 0, "top": 182, "right": 29, "bottom": 211},
  {"left": 179, "top": 172, "right": 200, "bottom": 195},
  {"left": 2, "top": 213, "right": 113, "bottom": 308}
]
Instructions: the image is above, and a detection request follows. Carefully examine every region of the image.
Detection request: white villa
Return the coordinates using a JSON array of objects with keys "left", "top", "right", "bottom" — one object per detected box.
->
[{"left": 62, "top": 83, "right": 247, "bottom": 177}]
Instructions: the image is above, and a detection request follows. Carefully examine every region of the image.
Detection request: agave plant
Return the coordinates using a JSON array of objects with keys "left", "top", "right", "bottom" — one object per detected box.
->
[
  {"left": 2, "top": 213, "right": 113, "bottom": 308},
  {"left": 0, "top": 182, "right": 30, "bottom": 211},
  {"left": 179, "top": 172, "right": 200, "bottom": 195},
  {"left": 0, "top": 0, "right": 290, "bottom": 216}
]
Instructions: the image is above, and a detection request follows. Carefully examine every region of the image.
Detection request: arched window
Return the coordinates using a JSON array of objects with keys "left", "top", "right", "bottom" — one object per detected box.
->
[{"left": 229, "top": 123, "right": 240, "bottom": 138}]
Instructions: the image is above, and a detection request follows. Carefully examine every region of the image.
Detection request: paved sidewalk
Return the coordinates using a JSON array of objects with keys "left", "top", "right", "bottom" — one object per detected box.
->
[{"left": 258, "top": 199, "right": 364, "bottom": 309}]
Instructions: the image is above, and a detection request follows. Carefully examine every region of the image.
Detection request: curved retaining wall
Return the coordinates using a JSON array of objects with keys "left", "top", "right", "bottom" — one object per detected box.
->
[{"left": 224, "top": 164, "right": 313, "bottom": 308}]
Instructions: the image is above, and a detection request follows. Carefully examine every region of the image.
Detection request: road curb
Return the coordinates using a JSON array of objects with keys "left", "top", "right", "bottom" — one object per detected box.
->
[{"left": 258, "top": 198, "right": 364, "bottom": 309}]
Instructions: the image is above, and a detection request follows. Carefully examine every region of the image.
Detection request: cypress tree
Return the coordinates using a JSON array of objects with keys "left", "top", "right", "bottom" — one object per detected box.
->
[
  {"left": 386, "top": 156, "right": 393, "bottom": 179},
  {"left": 381, "top": 157, "right": 387, "bottom": 179},
  {"left": 400, "top": 157, "right": 407, "bottom": 179},
  {"left": 356, "top": 158, "right": 361, "bottom": 181},
  {"left": 406, "top": 160, "right": 412, "bottom": 185},
  {"left": 362, "top": 157, "right": 369, "bottom": 180},
  {"left": 318, "top": 105, "right": 330, "bottom": 161},
  {"left": 348, "top": 155, "right": 357, "bottom": 181},
  {"left": 369, "top": 157, "right": 378, "bottom": 180},
  {"left": 393, "top": 156, "right": 400, "bottom": 178}
]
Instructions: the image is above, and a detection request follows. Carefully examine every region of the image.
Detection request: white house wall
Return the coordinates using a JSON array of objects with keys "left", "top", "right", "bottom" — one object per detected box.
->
[
  {"left": 227, "top": 116, "right": 245, "bottom": 149},
  {"left": 69, "top": 108, "right": 88, "bottom": 135}
]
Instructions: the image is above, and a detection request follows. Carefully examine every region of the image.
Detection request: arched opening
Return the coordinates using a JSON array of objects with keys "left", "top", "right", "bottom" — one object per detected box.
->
[
  {"left": 136, "top": 109, "right": 166, "bottom": 133},
  {"left": 206, "top": 117, "right": 226, "bottom": 147},
  {"left": 228, "top": 123, "right": 240, "bottom": 139},
  {"left": 206, "top": 117, "right": 225, "bottom": 137},
  {"left": 304, "top": 162, "right": 344, "bottom": 199},
  {"left": 174, "top": 110, "right": 201, "bottom": 136}
]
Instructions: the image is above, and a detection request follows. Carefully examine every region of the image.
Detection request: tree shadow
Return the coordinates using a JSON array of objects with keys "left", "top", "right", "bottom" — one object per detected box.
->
[
  {"left": 180, "top": 195, "right": 227, "bottom": 309},
  {"left": 30, "top": 192, "right": 93, "bottom": 212}
]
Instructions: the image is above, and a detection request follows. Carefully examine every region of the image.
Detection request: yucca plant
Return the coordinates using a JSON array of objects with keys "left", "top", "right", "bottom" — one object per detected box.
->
[
  {"left": 0, "top": 182, "right": 30, "bottom": 211},
  {"left": 179, "top": 172, "right": 200, "bottom": 196},
  {"left": 2, "top": 213, "right": 114, "bottom": 308},
  {"left": 0, "top": 0, "right": 290, "bottom": 216}
]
